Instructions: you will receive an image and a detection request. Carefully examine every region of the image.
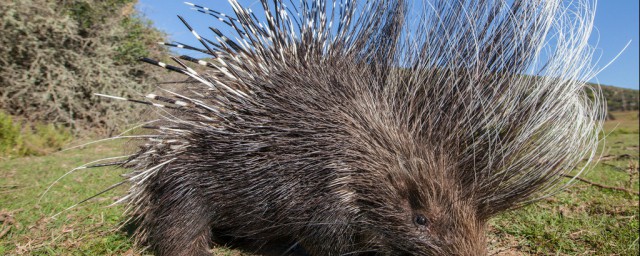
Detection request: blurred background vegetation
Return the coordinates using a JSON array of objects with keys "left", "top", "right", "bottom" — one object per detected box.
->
[
  {"left": 598, "top": 84, "right": 640, "bottom": 112},
  {"left": 0, "top": 0, "right": 166, "bottom": 145}
]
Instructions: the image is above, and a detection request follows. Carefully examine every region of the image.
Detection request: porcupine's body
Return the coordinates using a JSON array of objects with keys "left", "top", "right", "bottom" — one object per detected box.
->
[{"left": 100, "top": 0, "right": 603, "bottom": 255}]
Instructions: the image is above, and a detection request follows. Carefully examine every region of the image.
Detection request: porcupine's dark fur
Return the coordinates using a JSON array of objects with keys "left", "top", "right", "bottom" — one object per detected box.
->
[{"left": 94, "top": 0, "right": 603, "bottom": 255}]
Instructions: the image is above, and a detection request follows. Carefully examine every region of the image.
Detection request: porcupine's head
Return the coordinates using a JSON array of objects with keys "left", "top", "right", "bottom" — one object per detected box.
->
[{"left": 99, "top": 0, "right": 604, "bottom": 255}]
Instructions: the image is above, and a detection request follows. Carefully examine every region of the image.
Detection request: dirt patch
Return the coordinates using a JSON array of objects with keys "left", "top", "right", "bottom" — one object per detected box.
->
[{"left": 487, "top": 225, "right": 528, "bottom": 255}]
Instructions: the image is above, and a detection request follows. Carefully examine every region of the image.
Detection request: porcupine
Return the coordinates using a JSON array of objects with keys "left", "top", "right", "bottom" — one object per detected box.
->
[{"left": 91, "top": 0, "right": 604, "bottom": 255}]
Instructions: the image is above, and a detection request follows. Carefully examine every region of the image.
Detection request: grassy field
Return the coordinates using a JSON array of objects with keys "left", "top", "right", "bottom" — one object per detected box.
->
[
  {"left": 0, "top": 112, "right": 638, "bottom": 255},
  {"left": 489, "top": 111, "right": 639, "bottom": 255}
]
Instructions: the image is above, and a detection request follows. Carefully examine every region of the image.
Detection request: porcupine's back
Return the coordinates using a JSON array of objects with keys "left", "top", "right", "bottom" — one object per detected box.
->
[{"left": 93, "top": 0, "right": 603, "bottom": 255}]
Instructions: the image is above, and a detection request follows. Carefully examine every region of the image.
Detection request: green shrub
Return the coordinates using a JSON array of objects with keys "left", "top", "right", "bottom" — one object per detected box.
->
[
  {"left": 0, "top": 112, "right": 72, "bottom": 157},
  {"left": 0, "top": 111, "right": 21, "bottom": 155}
]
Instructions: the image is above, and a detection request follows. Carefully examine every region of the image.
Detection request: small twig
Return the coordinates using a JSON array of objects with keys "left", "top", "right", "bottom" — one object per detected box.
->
[
  {"left": 561, "top": 174, "right": 640, "bottom": 195},
  {"left": 0, "top": 225, "right": 11, "bottom": 239},
  {"left": 0, "top": 211, "right": 16, "bottom": 239}
]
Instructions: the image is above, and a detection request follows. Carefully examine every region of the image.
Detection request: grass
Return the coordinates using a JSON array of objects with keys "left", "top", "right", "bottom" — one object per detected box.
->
[
  {"left": 0, "top": 112, "right": 73, "bottom": 157},
  {"left": 0, "top": 111, "right": 638, "bottom": 255},
  {"left": 0, "top": 139, "right": 133, "bottom": 255},
  {"left": 489, "top": 111, "right": 639, "bottom": 255}
]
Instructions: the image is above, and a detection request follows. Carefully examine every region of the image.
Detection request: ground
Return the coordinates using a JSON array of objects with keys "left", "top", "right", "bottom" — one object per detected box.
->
[{"left": 0, "top": 111, "right": 638, "bottom": 255}]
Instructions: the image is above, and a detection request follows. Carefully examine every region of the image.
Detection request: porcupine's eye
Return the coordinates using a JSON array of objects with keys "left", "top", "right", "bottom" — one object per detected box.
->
[{"left": 414, "top": 214, "right": 428, "bottom": 226}]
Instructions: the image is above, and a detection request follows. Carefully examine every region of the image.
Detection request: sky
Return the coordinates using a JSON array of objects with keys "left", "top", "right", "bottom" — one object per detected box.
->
[{"left": 136, "top": 0, "right": 639, "bottom": 90}]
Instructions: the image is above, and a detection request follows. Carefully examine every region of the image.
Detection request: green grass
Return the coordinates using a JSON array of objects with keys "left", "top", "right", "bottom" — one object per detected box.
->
[
  {"left": 489, "top": 111, "right": 639, "bottom": 255},
  {"left": 0, "top": 112, "right": 638, "bottom": 255},
  {"left": 0, "top": 140, "right": 134, "bottom": 255}
]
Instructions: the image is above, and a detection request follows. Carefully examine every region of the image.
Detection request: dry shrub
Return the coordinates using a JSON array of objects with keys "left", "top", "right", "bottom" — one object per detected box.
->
[{"left": 0, "top": 0, "right": 165, "bottom": 134}]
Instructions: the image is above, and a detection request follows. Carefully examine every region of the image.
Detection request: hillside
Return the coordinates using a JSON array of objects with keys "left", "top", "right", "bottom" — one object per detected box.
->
[{"left": 597, "top": 84, "right": 640, "bottom": 112}]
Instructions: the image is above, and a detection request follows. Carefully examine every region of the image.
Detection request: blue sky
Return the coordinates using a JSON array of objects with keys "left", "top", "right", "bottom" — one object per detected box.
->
[{"left": 136, "top": 0, "right": 639, "bottom": 90}]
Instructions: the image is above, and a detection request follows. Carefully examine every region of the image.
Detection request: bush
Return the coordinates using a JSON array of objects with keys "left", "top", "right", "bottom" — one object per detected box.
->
[{"left": 0, "top": 0, "right": 166, "bottom": 134}]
